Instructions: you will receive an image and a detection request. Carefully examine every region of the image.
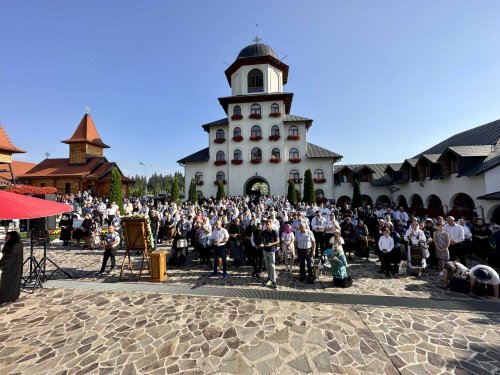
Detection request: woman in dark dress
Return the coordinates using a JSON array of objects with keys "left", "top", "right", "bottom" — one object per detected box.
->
[
  {"left": 0, "top": 231, "right": 23, "bottom": 304},
  {"left": 59, "top": 214, "right": 72, "bottom": 246}
]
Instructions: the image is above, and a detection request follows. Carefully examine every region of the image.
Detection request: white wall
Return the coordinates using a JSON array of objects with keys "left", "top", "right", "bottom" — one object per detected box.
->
[{"left": 485, "top": 166, "right": 500, "bottom": 194}]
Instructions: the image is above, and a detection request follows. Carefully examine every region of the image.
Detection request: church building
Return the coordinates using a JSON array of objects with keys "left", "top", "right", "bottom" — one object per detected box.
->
[
  {"left": 20, "top": 114, "right": 133, "bottom": 196},
  {"left": 178, "top": 40, "right": 342, "bottom": 198}
]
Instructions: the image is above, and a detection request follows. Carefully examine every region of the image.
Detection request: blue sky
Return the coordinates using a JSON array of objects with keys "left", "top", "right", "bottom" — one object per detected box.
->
[{"left": 2, "top": 1, "right": 500, "bottom": 177}]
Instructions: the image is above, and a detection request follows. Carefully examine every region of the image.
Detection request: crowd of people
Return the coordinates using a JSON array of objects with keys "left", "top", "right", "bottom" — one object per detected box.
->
[{"left": 51, "top": 190, "right": 500, "bottom": 295}]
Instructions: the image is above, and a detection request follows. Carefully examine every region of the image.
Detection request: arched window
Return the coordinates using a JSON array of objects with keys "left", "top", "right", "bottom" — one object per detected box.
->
[
  {"left": 233, "top": 149, "right": 242, "bottom": 160},
  {"left": 233, "top": 105, "right": 241, "bottom": 116},
  {"left": 271, "top": 103, "right": 280, "bottom": 113},
  {"left": 216, "top": 150, "right": 225, "bottom": 161},
  {"left": 289, "top": 148, "right": 300, "bottom": 159},
  {"left": 248, "top": 69, "right": 263, "bottom": 93},
  {"left": 271, "top": 125, "right": 280, "bottom": 136},
  {"left": 216, "top": 171, "right": 225, "bottom": 181},
  {"left": 194, "top": 172, "right": 203, "bottom": 183},
  {"left": 250, "top": 104, "right": 261, "bottom": 116},
  {"left": 251, "top": 125, "right": 262, "bottom": 138},
  {"left": 288, "top": 126, "right": 299, "bottom": 136},
  {"left": 233, "top": 127, "right": 241, "bottom": 137},
  {"left": 315, "top": 189, "right": 325, "bottom": 199},
  {"left": 314, "top": 169, "right": 324, "bottom": 179},
  {"left": 289, "top": 169, "right": 300, "bottom": 180},
  {"left": 251, "top": 147, "right": 262, "bottom": 161},
  {"left": 215, "top": 129, "right": 225, "bottom": 140},
  {"left": 271, "top": 148, "right": 281, "bottom": 159}
]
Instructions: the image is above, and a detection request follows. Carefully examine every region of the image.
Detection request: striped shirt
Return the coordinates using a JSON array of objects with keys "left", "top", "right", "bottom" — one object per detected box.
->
[{"left": 295, "top": 229, "right": 315, "bottom": 249}]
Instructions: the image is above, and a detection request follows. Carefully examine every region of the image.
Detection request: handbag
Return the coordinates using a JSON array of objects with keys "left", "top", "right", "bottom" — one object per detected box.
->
[
  {"left": 177, "top": 239, "right": 187, "bottom": 248},
  {"left": 398, "top": 260, "right": 408, "bottom": 275}
]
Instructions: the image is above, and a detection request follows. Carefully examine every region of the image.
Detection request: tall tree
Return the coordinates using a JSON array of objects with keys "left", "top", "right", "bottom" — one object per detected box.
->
[
  {"left": 216, "top": 181, "right": 226, "bottom": 200},
  {"left": 287, "top": 179, "right": 297, "bottom": 206},
  {"left": 188, "top": 178, "right": 198, "bottom": 204},
  {"left": 170, "top": 176, "right": 180, "bottom": 204},
  {"left": 303, "top": 169, "right": 315, "bottom": 204},
  {"left": 109, "top": 166, "right": 124, "bottom": 211},
  {"left": 351, "top": 179, "right": 362, "bottom": 209}
]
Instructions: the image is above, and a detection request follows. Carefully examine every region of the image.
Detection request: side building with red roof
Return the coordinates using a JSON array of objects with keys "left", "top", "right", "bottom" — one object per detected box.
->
[{"left": 19, "top": 114, "right": 134, "bottom": 196}]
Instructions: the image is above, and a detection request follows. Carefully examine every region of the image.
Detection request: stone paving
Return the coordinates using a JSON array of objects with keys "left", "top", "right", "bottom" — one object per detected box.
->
[{"left": 0, "top": 238, "right": 499, "bottom": 374}]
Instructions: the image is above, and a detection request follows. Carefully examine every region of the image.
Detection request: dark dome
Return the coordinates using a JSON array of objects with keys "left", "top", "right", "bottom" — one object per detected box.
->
[{"left": 237, "top": 43, "right": 278, "bottom": 59}]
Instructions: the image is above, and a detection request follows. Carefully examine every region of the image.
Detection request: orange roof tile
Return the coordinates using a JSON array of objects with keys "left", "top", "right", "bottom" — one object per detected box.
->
[
  {"left": 61, "top": 114, "right": 110, "bottom": 148},
  {"left": 0, "top": 124, "right": 26, "bottom": 154},
  {"left": 0, "top": 160, "right": 37, "bottom": 183},
  {"left": 19, "top": 157, "right": 105, "bottom": 178}
]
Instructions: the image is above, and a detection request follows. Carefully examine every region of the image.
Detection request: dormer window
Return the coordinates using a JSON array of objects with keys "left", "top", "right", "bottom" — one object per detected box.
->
[{"left": 248, "top": 69, "right": 263, "bottom": 93}]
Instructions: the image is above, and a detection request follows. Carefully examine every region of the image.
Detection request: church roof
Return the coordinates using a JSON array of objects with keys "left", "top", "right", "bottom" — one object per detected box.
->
[
  {"left": 0, "top": 160, "right": 36, "bottom": 184},
  {"left": 474, "top": 141, "right": 500, "bottom": 175},
  {"left": 306, "top": 142, "right": 342, "bottom": 160},
  {"left": 284, "top": 114, "right": 313, "bottom": 128},
  {"left": 177, "top": 147, "right": 210, "bottom": 165},
  {"left": 202, "top": 118, "right": 229, "bottom": 132},
  {"left": 0, "top": 123, "right": 26, "bottom": 154},
  {"left": 61, "top": 114, "right": 110, "bottom": 148},
  {"left": 218, "top": 93, "right": 293, "bottom": 115},
  {"left": 237, "top": 43, "right": 278, "bottom": 59}
]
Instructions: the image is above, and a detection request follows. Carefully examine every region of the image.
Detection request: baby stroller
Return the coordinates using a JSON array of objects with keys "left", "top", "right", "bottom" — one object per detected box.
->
[{"left": 89, "top": 223, "right": 102, "bottom": 250}]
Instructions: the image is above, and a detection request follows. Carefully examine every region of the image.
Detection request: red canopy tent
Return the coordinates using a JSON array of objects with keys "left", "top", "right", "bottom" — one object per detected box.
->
[{"left": 0, "top": 190, "right": 72, "bottom": 219}]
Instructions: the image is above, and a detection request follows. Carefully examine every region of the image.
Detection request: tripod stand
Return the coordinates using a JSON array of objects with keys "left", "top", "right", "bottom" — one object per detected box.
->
[{"left": 21, "top": 230, "right": 44, "bottom": 292}]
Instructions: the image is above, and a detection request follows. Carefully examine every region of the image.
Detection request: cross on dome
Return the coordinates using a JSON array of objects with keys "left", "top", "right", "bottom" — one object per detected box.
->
[{"left": 252, "top": 36, "right": 262, "bottom": 44}]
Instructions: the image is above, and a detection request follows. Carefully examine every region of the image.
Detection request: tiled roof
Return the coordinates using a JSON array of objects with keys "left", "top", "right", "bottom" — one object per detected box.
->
[
  {"left": 477, "top": 191, "right": 500, "bottom": 200},
  {"left": 0, "top": 160, "right": 37, "bottom": 183},
  {"left": 334, "top": 163, "right": 389, "bottom": 180},
  {"left": 20, "top": 157, "right": 105, "bottom": 178},
  {"left": 201, "top": 118, "right": 229, "bottom": 131},
  {"left": 419, "top": 154, "right": 441, "bottom": 163},
  {"left": 177, "top": 147, "right": 210, "bottom": 165},
  {"left": 284, "top": 114, "right": 313, "bottom": 128},
  {"left": 414, "top": 118, "right": 500, "bottom": 157},
  {"left": 61, "top": 114, "right": 110, "bottom": 148},
  {"left": 400, "top": 159, "right": 418, "bottom": 169},
  {"left": 0, "top": 124, "right": 26, "bottom": 154},
  {"left": 445, "top": 145, "right": 493, "bottom": 158},
  {"left": 306, "top": 143, "right": 342, "bottom": 160},
  {"left": 384, "top": 163, "right": 403, "bottom": 173}
]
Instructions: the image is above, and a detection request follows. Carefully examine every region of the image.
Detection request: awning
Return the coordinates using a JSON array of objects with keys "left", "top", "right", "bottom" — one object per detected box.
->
[{"left": 0, "top": 190, "right": 72, "bottom": 219}]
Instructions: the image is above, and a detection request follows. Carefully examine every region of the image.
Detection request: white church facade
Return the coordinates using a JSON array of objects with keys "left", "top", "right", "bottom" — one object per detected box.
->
[{"left": 178, "top": 41, "right": 342, "bottom": 199}]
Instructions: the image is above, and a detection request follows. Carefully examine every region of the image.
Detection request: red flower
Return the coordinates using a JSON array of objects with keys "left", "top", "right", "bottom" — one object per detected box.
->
[
  {"left": 196, "top": 181, "right": 204, "bottom": 186},
  {"left": 269, "top": 158, "right": 281, "bottom": 163},
  {"left": 231, "top": 115, "right": 243, "bottom": 120},
  {"left": 214, "top": 138, "right": 225, "bottom": 144},
  {"left": 231, "top": 159, "right": 243, "bottom": 165},
  {"left": 269, "top": 135, "right": 281, "bottom": 141},
  {"left": 7, "top": 185, "right": 58, "bottom": 195},
  {"left": 250, "top": 159, "right": 262, "bottom": 164},
  {"left": 249, "top": 114, "right": 262, "bottom": 119},
  {"left": 289, "top": 158, "right": 301, "bottom": 163},
  {"left": 232, "top": 135, "right": 243, "bottom": 142},
  {"left": 249, "top": 136, "right": 262, "bottom": 141},
  {"left": 214, "top": 160, "right": 227, "bottom": 166},
  {"left": 313, "top": 178, "right": 326, "bottom": 183},
  {"left": 287, "top": 135, "right": 300, "bottom": 141},
  {"left": 269, "top": 112, "right": 281, "bottom": 118}
]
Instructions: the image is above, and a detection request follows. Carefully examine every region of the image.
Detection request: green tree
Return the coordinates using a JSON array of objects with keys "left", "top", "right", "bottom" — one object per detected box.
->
[
  {"left": 352, "top": 179, "right": 362, "bottom": 209},
  {"left": 216, "top": 181, "right": 226, "bottom": 200},
  {"left": 287, "top": 179, "right": 297, "bottom": 206},
  {"left": 188, "top": 178, "right": 198, "bottom": 204},
  {"left": 303, "top": 169, "right": 315, "bottom": 204},
  {"left": 170, "top": 176, "right": 180, "bottom": 204},
  {"left": 109, "top": 166, "right": 124, "bottom": 211}
]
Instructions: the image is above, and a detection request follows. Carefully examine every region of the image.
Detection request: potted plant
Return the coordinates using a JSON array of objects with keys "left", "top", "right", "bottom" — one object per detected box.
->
[
  {"left": 231, "top": 159, "right": 243, "bottom": 165},
  {"left": 214, "top": 138, "right": 225, "bottom": 144},
  {"left": 232, "top": 135, "right": 243, "bottom": 142},
  {"left": 249, "top": 136, "right": 262, "bottom": 141},
  {"left": 214, "top": 180, "right": 227, "bottom": 185},
  {"left": 269, "top": 135, "right": 280, "bottom": 141},
  {"left": 287, "top": 135, "right": 300, "bottom": 141},
  {"left": 269, "top": 112, "right": 281, "bottom": 118},
  {"left": 269, "top": 158, "right": 281, "bottom": 163},
  {"left": 313, "top": 178, "right": 326, "bottom": 183},
  {"left": 214, "top": 160, "right": 227, "bottom": 166},
  {"left": 231, "top": 114, "right": 243, "bottom": 120},
  {"left": 250, "top": 159, "right": 262, "bottom": 164},
  {"left": 249, "top": 114, "right": 262, "bottom": 119},
  {"left": 289, "top": 158, "right": 301, "bottom": 163}
]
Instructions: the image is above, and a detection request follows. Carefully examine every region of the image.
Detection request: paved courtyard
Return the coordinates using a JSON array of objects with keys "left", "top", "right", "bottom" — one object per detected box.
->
[{"left": 1, "top": 239, "right": 499, "bottom": 374}]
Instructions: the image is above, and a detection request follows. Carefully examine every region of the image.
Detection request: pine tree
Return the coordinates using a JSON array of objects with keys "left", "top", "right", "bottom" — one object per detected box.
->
[
  {"left": 216, "top": 181, "right": 226, "bottom": 200},
  {"left": 171, "top": 176, "right": 180, "bottom": 204},
  {"left": 352, "top": 179, "right": 362, "bottom": 209},
  {"left": 303, "top": 169, "right": 315, "bottom": 204},
  {"left": 287, "top": 179, "right": 297, "bottom": 206},
  {"left": 109, "top": 166, "right": 124, "bottom": 211},
  {"left": 188, "top": 178, "right": 198, "bottom": 204}
]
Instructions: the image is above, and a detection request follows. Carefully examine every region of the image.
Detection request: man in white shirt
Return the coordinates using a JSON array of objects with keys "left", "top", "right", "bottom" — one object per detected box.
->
[
  {"left": 311, "top": 210, "right": 326, "bottom": 257},
  {"left": 445, "top": 216, "right": 466, "bottom": 266},
  {"left": 378, "top": 227, "right": 395, "bottom": 278},
  {"left": 211, "top": 220, "right": 229, "bottom": 278},
  {"left": 393, "top": 207, "right": 409, "bottom": 225}
]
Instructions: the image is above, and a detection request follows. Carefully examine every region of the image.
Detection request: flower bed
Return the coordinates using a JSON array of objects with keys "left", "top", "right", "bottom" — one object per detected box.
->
[
  {"left": 214, "top": 138, "right": 225, "bottom": 144},
  {"left": 214, "top": 180, "right": 227, "bottom": 185},
  {"left": 249, "top": 114, "right": 262, "bottom": 119},
  {"left": 269, "top": 158, "right": 281, "bottom": 163},
  {"left": 269, "top": 135, "right": 280, "bottom": 141},
  {"left": 287, "top": 135, "right": 300, "bottom": 141},
  {"left": 289, "top": 158, "right": 301, "bottom": 163},
  {"left": 231, "top": 159, "right": 243, "bottom": 165},
  {"left": 249, "top": 136, "right": 262, "bottom": 141},
  {"left": 232, "top": 135, "right": 243, "bottom": 142},
  {"left": 250, "top": 159, "right": 262, "bottom": 164},
  {"left": 7, "top": 185, "right": 58, "bottom": 195},
  {"left": 214, "top": 160, "right": 227, "bottom": 166},
  {"left": 231, "top": 115, "right": 243, "bottom": 120},
  {"left": 269, "top": 112, "right": 281, "bottom": 117},
  {"left": 313, "top": 178, "right": 326, "bottom": 183}
]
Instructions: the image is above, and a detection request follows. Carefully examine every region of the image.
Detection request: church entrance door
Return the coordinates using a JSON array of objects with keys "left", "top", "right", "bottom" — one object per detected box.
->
[{"left": 244, "top": 177, "right": 270, "bottom": 197}]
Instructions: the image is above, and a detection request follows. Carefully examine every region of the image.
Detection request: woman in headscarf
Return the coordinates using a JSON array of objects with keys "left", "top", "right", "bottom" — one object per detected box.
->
[
  {"left": 281, "top": 223, "right": 295, "bottom": 272},
  {"left": 404, "top": 220, "right": 427, "bottom": 278},
  {"left": 324, "top": 230, "right": 350, "bottom": 287},
  {"left": 71, "top": 213, "right": 84, "bottom": 246},
  {"left": 59, "top": 214, "right": 72, "bottom": 246},
  {"left": 0, "top": 231, "right": 23, "bottom": 304}
]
